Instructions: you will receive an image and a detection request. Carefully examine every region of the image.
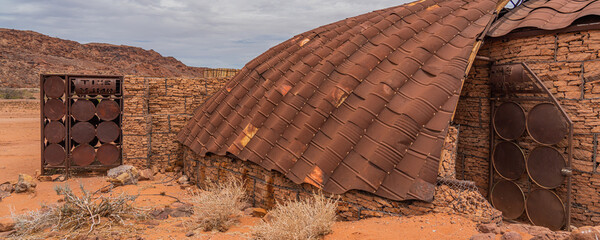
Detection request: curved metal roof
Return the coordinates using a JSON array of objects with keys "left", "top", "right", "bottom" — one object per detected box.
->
[
  {"left": 178, "top": 0, "right": 503, "bottom": 201},
  {"left": 488, "top": 0, "right": 600, "bottom": 37}
]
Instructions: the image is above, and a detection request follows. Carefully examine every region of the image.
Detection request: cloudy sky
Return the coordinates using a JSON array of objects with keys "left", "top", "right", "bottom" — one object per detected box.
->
[{"left": 0, "top": 0, "right": 413, "bottom": 68}]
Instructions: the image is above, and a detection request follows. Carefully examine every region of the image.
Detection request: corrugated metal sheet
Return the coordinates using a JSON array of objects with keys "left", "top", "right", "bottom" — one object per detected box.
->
[
  {"left": 488, "top": 0, "right": 600, "bottom": 37},
  {"left": 178, "top": 0, "right": 503, "bottom": 201}
]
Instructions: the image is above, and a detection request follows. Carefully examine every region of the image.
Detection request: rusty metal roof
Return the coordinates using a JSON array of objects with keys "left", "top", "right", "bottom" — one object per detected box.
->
[
  {"left": 178, "top": 0, "right": 503, "bottom": 201},
  {"left": 488, "top": 0, "right": 600, "bottom": 37}
]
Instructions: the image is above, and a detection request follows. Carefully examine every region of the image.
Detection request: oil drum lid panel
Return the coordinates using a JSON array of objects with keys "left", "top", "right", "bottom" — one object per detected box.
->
[
  {"left": 71, "top": 100, "right": 96, "bottom": 121},
  {"left": 44, "top": 121, "right": 66, "bottom": 144},
  {"left": 493, "top": 102, "right": 526, "bottom": 140},
  {"left": 97, "top": 144, "right": 120, "bottom": 165},
  {"left": 44, "top": 144, "right": 66, "bottom": 166},
  {"left": 96, "top": 100, "right": 120, "bottom": 121},
  {"left": 526, "top": 189, "right": 566, "bottom": 231},
  {"left": 71, "top": 122, "right": 96, "bottom": 143},
  {"left": 527, "top": 146, "right": 566, "bottom": 189},
  {"left": 72, "top": 144, "right": 96, "bottom": 166},
  {"left": 493, "top": 141, "right": 526, "bottom": 180},
  {"left": 44, "top": 99, "right": 66, "bottom": 121},
  {"left": 527, "top": 103, "right": 568, "bottom": 145},
  {"left": 43, "top": 76, "right": 65, "bottom": 98},
  {"left": 96, "top": 121, "right": 121, "bottom": 143},
  {"left": 491, "top": 180, "right": 525, "bottom": 220}
]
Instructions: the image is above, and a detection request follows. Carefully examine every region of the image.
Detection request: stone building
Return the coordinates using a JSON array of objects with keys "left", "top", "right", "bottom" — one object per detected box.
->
[{"left": 117, "top": 0, "right": 600, "bottom": 230}]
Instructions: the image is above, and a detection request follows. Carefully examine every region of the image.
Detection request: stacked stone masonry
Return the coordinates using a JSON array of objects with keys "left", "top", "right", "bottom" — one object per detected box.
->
[
  {"left": 183, "top": 150, "right": 501, "bottom": 223},
  {"left": 121, "top": 76, "right": 232, "bottom": 169},
  {"left": 456, "top": 30, "right": 600, "bottom": 226}
]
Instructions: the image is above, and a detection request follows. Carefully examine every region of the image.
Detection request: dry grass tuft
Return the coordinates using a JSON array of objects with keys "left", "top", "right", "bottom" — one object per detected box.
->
[
  {"left": 252, "top": 192, "right": 338, "bottom": 240},
  {"left": 188, "top": 178, "right": 247, "bottom": 232},
  {"left": 10, "top": 184, "right": 145, "bottom": 238}
]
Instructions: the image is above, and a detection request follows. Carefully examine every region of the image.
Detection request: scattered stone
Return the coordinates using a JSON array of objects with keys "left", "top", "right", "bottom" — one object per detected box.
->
[
  {"left": 151, "top": 165, "right": 159, "bottom": 175},
  {"left": 478, "top": 223, "right": 500, "bottom": 234},
  {"left": 570, "top": 226, "right": 600, "bottom": 240},
  {"left": 244, "top": 207, "right": 268, "bottom": 218},
  {"left": 185, "top": 232, "right": 195, "bottom": 237},
  {"left": 0, "top": 182, "right": 13, "bottom": 193},
  {"left": 150, "top": 207, "right": 172, "bottom": 220},
  {"left": 178, "top": 175, "right": 189, "bottom": 185},
  {"left": 174, "top": 166, "right": 182, "bottom": 173},
  {"left": 37, "top": 175, "right": 53, "bottom": 181},
  {"left": 501, "top": 232, "right": 522, "bottom": 240},
  {"left": 54, "top": 175, "right": 66, "bottom": 182},
  {"left": 0, "top": 220, "right": 15, "bottom": 232},
  {"left": 470, "top": 233, "right": 495, "bottom": 240},
  {"left": 14, "top": 174, "right": 36, "bottom": 193},
  {"left": 170, "top": 203, "right": 193, "bottom": 217},
  {"left": 138, "top": 169, "right": 154, "bottom": 181},
  {"left": 107, "top": 165, "right": 139, "bottom": 186}
]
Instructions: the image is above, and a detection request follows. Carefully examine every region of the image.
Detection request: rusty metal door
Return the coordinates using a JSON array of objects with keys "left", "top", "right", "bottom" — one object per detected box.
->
[{"left": 41, "top": 74, "right": 123, "bottom": 174}]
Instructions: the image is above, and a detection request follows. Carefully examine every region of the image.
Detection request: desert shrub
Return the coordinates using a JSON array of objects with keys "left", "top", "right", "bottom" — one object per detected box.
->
[
  {"left": 252, "top": 192, "right": 338, "bottom": 240},
  {"left": 0, "top": 88, "right": 25, "bottom": 99},
  {"left": 188, "top": 178, "right": 247, "bottom": 232},
  {"left": 10, "top": 184, "right": 145, "bottom": 238}
]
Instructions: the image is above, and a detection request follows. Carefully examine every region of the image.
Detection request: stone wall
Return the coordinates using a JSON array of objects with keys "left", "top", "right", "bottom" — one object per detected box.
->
[
  {"left": 183, "top": 148, "right": 501, "bottom": 223},
  {"left": 121, "top": 76, "right": 232, "bottom": 169},
  {"left": 456, "top": 30, "right": 600, "bottom": 226}
]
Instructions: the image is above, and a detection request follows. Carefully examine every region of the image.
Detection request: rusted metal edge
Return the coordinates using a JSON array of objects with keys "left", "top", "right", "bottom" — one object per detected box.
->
[{"left": 489, "top": 21, "right": 600, "bottom": 40}]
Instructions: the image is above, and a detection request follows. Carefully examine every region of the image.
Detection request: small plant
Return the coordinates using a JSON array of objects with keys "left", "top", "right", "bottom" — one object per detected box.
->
[
  {"left": 252, "top": 192, "right": 338, "bottom": 240},
  {"left": 10, "top": 184, "right": 145, "bottom": 238},
  {"left": 188, "top": 177, "right": 247, "bottom": 232}
]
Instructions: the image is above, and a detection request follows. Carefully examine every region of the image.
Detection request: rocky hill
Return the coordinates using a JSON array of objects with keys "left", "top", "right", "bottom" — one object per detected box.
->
[{"left": 0, "top": 28, "right": 208, "bottom": 88}]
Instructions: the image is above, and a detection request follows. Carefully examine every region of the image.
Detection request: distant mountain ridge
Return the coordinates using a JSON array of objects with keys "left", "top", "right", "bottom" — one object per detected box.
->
[{"left": 0, "top": 28, "right": 210, "bottom": 88}]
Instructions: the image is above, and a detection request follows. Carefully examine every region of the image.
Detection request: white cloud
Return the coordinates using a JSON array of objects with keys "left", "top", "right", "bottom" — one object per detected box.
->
[{"left": 0, "top": 0, "right": 411, "bottom": 68}]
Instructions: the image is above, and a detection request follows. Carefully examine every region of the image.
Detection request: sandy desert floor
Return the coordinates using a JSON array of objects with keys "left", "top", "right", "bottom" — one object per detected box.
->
[{"left": 0, "top": 99, "right": 534, "bottom": 239}]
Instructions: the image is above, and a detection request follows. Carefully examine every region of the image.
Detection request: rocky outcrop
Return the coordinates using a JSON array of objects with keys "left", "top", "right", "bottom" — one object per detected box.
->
[{"left": 0, "top": 28, "right": 208, "bottom": 88}]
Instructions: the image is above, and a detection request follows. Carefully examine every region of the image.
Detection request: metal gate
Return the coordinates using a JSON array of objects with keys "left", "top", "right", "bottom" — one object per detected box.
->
[
  {"left": 488, "top": 63, "right": 573, "bottom": 231},
  {"left": 41, "top": 74, "right": 123, "bottom": 174}
]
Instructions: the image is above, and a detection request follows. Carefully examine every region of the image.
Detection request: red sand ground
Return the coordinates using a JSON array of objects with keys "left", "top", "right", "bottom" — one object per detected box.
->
[{"left": 0, "top": 100, "right": 532, "bottom": 239}]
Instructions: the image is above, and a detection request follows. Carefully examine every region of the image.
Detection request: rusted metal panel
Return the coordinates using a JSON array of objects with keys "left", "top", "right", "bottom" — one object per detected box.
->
[
  {"left": 493, "top": 102, "right": 526, "bottom": 140},
  {"left": 526, "top": 188, "right": 566, "bottom": 231},
  {"left": 71, "top": 100, "right": 96, "bottom": 122},
  {"left": 97, "top": 100, "right": 120, "bottom": 121},
  {"left": 44, "top": 121, "right": 66, "bottom": 144},
  {"left": 72, "top": 77, "right": 118, "bottom": 95},
  {"left": 527, "top": 146, "right": 566, "bottom": 189},
  {"left": 490, "top": 180, "right": 525, "bottom": 220},
  {"left": 488, "top": 0, "right": 600, "bottom": 37},
  {"left": 493, "top": 141, "right": 526, "bottom": 180},
  {"left": 527, "top": 103, "right": 568, "bottom": 145},
  {"left": 41, "top": 74, "right": 123, "bottom": 174},
  {"left": 177, "top": 0, "right": 503, "bottom": 201}
]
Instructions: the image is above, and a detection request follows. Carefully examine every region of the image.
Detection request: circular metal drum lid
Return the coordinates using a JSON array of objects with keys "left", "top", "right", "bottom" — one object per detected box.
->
[
  {"left": 44, "top": 121, "right": 65, "bottom": 144},
  {"left": 493, "top": 141, "right": 526, "bottom": 180},
  {"left": 44, "top": 144, "right": 66, "bottom": 166},
  {"left": 44, "top": 99, "right": 65, "bottom": 121},
  {"left": 43, "top": 76, "right": 65, "bottom": 98},
  {"left": 96, "top": 121, "right": 120, "bottom": 143},
  {"left": 96, "top": 100, "right": 120, "bottom": 121},
  {"left": 494, "top": 102, "right": 526, "bottom": 140},
  {"left": 526, "top": 189, "right": 565, "bottom": 231},
  {"left": 527, "top": 146, "right": 566, "bottom": 189},
  {"left": 491, "top": 180, "right": 525, "bottom": 220},
  {"left": 72, "top": 144, "right": 96, "bottom": 166},
  {"left": 71, "top": 100, "right": 96, "bottom": 121},
  {"left": 527, "top": 103, "right": 568, "bottom": 145},
  {"left": 71, "top": 122, "right": 95, "bottom": 143},
  {"left": 97, "top": 144, "right": 120, "bottom": 165}
]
